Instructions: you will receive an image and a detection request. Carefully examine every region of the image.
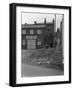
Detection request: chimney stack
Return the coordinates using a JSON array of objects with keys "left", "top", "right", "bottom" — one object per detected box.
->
[{"left": 34, "top": 21, "right": 37, "bottom": 24}]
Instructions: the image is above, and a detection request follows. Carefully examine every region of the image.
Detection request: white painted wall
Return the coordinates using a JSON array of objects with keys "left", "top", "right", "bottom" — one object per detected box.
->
[{"left": 0, "top": 0, "right": 72, "bottom": 89}]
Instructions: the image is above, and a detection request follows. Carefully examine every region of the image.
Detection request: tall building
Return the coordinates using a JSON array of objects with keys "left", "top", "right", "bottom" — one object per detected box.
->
[{"left": 21, "top": 18, "right": 55, "bottom": 49}]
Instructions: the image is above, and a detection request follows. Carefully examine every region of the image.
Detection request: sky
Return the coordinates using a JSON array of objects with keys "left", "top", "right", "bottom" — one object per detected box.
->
[{"left": 22, "top": 12, "right": 64, "bottom": 31}]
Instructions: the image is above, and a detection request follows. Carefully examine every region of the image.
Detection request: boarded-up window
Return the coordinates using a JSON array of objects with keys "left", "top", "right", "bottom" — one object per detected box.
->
[
  {"left": 22, "top": 30, "right": 26, "bottom": 34},
  {"left": 37, "top": 41, "right": 41, "bottom": 45},
  {"left": 37, "top": 30, "right": 42, "bottom": 34},
  {"left": 30, "top": 29, "right": 34, "bottom": 34}
]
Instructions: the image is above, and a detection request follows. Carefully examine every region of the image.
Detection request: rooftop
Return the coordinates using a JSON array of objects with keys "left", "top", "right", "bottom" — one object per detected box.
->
[{"left": 22, "top": 22, "right": 53, "bottom": 29}]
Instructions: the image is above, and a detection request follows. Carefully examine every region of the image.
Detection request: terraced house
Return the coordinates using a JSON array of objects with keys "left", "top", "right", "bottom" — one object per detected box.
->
[{"left": 21, "top": 18, "right": 55, "bottom": 49}]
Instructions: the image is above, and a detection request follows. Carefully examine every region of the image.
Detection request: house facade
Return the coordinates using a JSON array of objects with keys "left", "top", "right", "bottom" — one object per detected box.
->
[{"left": 21, "top": 19, "right": 55, "bottom": 49}]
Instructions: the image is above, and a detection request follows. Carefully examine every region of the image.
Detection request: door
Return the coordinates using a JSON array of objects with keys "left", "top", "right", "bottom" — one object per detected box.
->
[{"left": 27, "top": 40, "right": 36, "bottom": 49}]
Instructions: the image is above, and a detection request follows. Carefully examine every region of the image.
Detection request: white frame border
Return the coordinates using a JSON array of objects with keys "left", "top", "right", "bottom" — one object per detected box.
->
[{"left": 16, "top": 6, "right": 69, "bottom": 84}]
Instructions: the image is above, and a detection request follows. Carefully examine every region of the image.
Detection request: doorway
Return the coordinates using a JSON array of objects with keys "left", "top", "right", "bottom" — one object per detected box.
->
[{"left": 27, "top": 40, "right": 36, "bottom": 49}]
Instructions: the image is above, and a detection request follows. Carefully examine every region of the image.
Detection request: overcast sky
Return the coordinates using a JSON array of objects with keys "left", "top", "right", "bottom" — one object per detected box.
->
[{"left": 22, "top": 13, "right": 63, "bottom": 31}]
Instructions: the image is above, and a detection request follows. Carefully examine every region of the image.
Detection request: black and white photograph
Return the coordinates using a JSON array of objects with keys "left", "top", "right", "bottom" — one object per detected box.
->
[
  {"left": 9, "top": 3, "right": 71, "bottom": 87},
  {"left": 21, "top": 13, "right": 64, "bottom": 77}
]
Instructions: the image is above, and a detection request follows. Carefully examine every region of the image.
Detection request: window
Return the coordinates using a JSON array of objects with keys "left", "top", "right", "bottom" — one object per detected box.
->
[
  {"left": 37, "top": 41, "right": 41, "bottom": 45},
  {"left": 22, "top": 40, "right": 26, "bottom": 45},
  {"left": 22, "top": 30, "right": 26, "bottom": 34},
  {"left": 26, "top": 36, "right": 37, "bottom": 39},
  {"left": 30, "top": 29, "right": 34, "bottom": 34},
  {"left": 37, "top": 30, "right": 42, "bottom": 34}
]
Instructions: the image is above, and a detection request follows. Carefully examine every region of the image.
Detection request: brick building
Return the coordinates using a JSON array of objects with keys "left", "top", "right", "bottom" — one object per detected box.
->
[{"left": 21, "top": 18, "right": 55, "bottom": 49}]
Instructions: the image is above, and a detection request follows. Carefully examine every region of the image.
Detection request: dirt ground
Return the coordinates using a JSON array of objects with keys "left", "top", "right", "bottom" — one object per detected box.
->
[{"left": 21, "top": 63, "right": 64, "bottom": 77}]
